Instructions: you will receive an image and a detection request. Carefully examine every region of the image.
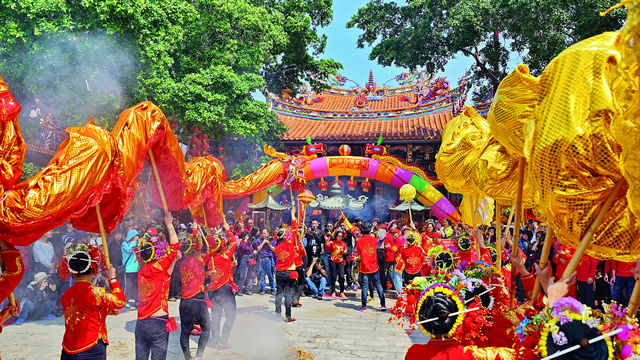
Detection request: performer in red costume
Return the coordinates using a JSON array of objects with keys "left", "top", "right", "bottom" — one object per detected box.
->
[
  {"left": 135, "top": 212, "right": 181, "bottom": 360},
  {"left": 0, "top": 238, "right": 24, "bottom": 330},
  {"left": 274, "top": 206, "right": 298, "bottom": 322},
  {"left": 207, "top": 221, "right": 238, "bottom": 349},
  {"left": 178, "top": 224, "right": 216, "bottom": 360},
  {"left": 59, "top": 245, "right": 126, "bottom": 359}
]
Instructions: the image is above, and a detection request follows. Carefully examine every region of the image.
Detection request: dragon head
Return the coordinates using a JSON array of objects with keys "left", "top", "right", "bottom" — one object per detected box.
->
[
  {"left": 303, "top": 137, "right": 325, "bottom": 156},
  {"left": 365, "top": 136, "right": 387, "bottom": 155}
]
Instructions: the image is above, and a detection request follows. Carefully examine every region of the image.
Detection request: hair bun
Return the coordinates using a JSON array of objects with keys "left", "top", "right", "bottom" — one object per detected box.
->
[
  {"left": 545, "top": 321, "right": 609, "bottom": 360},
  {"left": 68, "top": 252, "right": 92, "bottom": 273},
  {"left": 417, "top": 291, "right": 460, "bottom": 336},
  {"left": 435, "top": 252, "right": 454, "bottom": 270}
]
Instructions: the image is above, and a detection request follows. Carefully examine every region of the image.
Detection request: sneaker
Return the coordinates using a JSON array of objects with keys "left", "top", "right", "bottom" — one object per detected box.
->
[
  {"left": 360, "top": 307, "right": 367, "bottom": 311},
  {"left": 214, "top": 343, "right": 222, "bottom": 350},
  {"left": 316, "top": 293, "right": 323, "bottom": 300},
  {"left": 367, "top": 296, "right": 374, "bottom": 303},
  {"left": 168, "top": 297, "right": 177, "bottom": 302},
  {"left": 46, "top": 314, "right": 56, "bottom": 320},
  {"left": 236, "top": 292, "right": 243, "bottom": 297},
  {"left": 244, "top": 289, "right": 252, "bottom": 296},
  {"left": 14, "top": 318, "right": 24, "bottom": 325},
  {"left": 339, "top": 293, "right": 347, "bottom": 299},
  {"left": 285, "top": 317, "right": 296, "bottom": 322},
  {"left": 271, "top": 290, "right": 277, "bottom": 295},
  {"left": 259, "top": 291, "right": 266, "bottom": 295},
  {"left": 125, "top": 303, "right": 131, "bottom": 308},
  {"left": 190, "top": 329, "right": 202, "bottom": 336},
  {"left": 295, "top": 301, "right": 302, "bottom": 307},
  {"left": 223, "top": 343, "right": 232, "bottom": 349},
  {"left": 331, "top": 292, "right": 337, "bottom": 298},
  {"left": 380, "top": 305, "right": 388, "bottom": 311}
]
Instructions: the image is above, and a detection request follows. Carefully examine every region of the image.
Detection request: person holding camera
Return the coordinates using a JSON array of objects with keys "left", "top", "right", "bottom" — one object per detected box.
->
[
  {"left": 305, "top": 258, "right": 327, "bottom": 300},
  {"left": 15, "top": 272, "right": 58, "bottom": 324}
]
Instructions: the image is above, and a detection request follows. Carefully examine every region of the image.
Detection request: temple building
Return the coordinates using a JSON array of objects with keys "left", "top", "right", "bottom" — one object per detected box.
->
[{"left": 266, "top": 70, "right": 470, "bottom": 221}]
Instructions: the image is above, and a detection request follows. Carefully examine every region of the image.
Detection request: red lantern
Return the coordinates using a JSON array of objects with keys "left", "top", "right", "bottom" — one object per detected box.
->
[
  {"left": 190, "top": 137, "right": 198, "bottom": 145},
  {"left": 361, "top": 179, "right": 372, "bottom": 192},
  {"left": 193, "top": 126, "right": 200, "bottom": 134},
  {"left": 189, "top": 148, "right": 199, "bottom": 157},
  {"left": 318, "top": 178, "right": 329, "bottom": 191},
  {"left": 347, "top": 176, "right": 357, "bottom": 191},
  {"left": 202, "top": 142, "right": 210, "bottom": 152},
  {"left": 339, "top": 144, "right": 351, "bottom": 156},
  {"left": 332, "top": 178, "right": 342, "bottom": 186}
]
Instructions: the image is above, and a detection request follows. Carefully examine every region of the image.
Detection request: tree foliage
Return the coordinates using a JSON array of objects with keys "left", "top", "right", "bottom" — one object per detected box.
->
[
  {"left": 347, "top": 0, "right": 626, "bottom": 93},
  {"left": 0, "top": 0, "right": 340, "bottom": 176}
]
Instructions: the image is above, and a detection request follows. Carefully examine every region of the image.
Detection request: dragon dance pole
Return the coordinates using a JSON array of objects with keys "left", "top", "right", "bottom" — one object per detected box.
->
[
  {"left": 95, "top": 203, "right": 112, "bottom": 270},
  {"left": 148, "top": 149, "right": 169, "bottom": 213},
  {"left": 494, "top": 201, "right": 501, "bottom": 274},
  {"left": 532, "top": 227, "right": 554, "bottom": 300},
  {"left": 510, "top": 157, "right": 526, "bottom": 309}
]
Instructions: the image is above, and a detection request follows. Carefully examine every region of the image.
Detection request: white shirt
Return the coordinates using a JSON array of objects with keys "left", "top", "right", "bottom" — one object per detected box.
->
[{"left": 33, "top": 240, "right": 55, "bottom": 270}]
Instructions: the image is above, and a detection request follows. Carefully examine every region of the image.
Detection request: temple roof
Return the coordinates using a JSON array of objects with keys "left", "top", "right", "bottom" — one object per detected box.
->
[
  {"left": 269, "top": 70, "right": 468, "bottom": 142},
  {"left": 247, "top": 195, "right": 290, "bottom": 210}
]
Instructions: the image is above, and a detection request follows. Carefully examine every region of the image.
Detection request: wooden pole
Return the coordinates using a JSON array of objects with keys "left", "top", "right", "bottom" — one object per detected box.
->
[
  {"left": 510, "top": 157, "right": 526, "bottom": 309},
  {"left": 532, "top": 227, "right": 554, "bottom": 300},
  {"left": 95, "top": 203, "right": 111, "bottom": 270},
  {"left": 628, "top": 281, "right": 640, "bottom": 317},
  {"left": 494, "top": 201, "right": 501, "bottom": 274},
  {"left": 408, "top": 201, "right": 413, "bottom": 225},
  {"left": 470, "top": 196, "right": 481, "bottom": 260},
  {"left": 8, "top": 292, "right": 15, "bottom": 310},
  {"left": 148, "top": 149, "right": 169, "bottom": 213},
  {"left": 561, "top": 179, "right": 624, "bottom": 280}
]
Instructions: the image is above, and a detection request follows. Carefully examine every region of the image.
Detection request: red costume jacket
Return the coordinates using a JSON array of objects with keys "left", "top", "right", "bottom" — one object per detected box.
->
[
  {"left": 576, "top": 255, "right": 598, "bottom": 282},
  {"left": 0, "top": 245, "right": 24, "bottom": 303},
  {"left": 208, "top": 231, "right": 238, "bottom": 291},
  {"left": 355, "top": 235, "right": 379, "bottom": 274},
  {"left": 61, "top": 280, "right": 126, "bottom": 354},
  {"left": 137, "top": 242, "right": 179, "bottom": 320},
  {"left": 181, "top": 249, "right": 216, "bottom": 299}
]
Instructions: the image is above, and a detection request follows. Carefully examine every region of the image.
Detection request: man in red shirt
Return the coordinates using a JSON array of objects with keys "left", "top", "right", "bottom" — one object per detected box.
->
[
  {"left": 402, "top": 232, "right": 426, "bottom": 285},
  {"left": 208, "top": 221, "right": 238, "bottom": 349},
  {"left": 576, "top": 254, "right": 597, "bottom": 308},
  {"left": 355, "top": 222, "right": 386, "bottom": 311},
  {"left": 274, "top": 210, "right": 298, "bottom": 322},
  {"left": 611, "top": 259, "right": 637, "bottom": 307},
  {"left": 179, "top": 225, "right": 216, "bottom": 359},
  {"left": 135, "top": 212, "right": 181, "bottom": 360}
]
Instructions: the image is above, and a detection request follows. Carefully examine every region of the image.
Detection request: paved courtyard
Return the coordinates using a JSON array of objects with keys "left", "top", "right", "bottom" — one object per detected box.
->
[{"left": 1, "top": 290, "right": 421, "bottom": 359}]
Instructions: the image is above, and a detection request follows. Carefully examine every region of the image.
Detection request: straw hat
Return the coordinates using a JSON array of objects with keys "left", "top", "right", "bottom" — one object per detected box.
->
[{"left": 31, "top": 272, "right": 50, "bottom": 285}]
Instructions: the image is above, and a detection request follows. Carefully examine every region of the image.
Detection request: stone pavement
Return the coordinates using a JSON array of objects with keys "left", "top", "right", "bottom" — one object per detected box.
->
[{"left": 0, "top": 290, "right": 420, "bottom": 360}]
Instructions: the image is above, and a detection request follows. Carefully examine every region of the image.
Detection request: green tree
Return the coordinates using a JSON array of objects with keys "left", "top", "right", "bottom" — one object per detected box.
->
[{"left": 347, "top": 0, "right": 625, "bottom": 93}]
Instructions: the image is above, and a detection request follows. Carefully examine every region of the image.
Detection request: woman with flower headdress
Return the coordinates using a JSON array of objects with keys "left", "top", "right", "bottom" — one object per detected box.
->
[
  {"left": 58, "top": 243, "right": 125, "bottom": 359},
  {"left": 134, "top": 212, "right": 181, "bottom": 360},
  {"left": 178, "top": 222, "right": 216, "bottom": 359}
]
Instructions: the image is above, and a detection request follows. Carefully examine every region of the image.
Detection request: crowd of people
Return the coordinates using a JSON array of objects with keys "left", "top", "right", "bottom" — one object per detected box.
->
[{"left": 1, "top": 204, "right": 640, "bottom": 359}]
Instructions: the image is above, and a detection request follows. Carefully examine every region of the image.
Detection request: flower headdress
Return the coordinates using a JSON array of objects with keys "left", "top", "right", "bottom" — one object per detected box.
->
[
  {"left": 135, "top": 232, "right": 169, "bottom": 263},
  {"left": 455, "top": 235, "right": 472, "bottom": 252},
  {"left": 55, "top": 244, "right": 104, "bottom": 281}
]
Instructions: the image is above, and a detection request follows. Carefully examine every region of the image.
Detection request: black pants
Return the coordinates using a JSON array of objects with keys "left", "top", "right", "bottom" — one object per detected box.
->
[
  {"left": 169, "top": 265, "right": 181, "bottom": 298},
  {"left": 275, "top": 271, "right": 295, "bottom": 319},
  {"left": 125, "top": 272, "right": 139, "bottom": 303},
  {"left": 208, "top": 284, "right": 236, "bottom": 345},
  {"left": 294, "top": 266, "right": 305, "bottom": 302},
  {"left": 135, "top": 316, "right": 169, "bottom": 360},
  {"left": 61, "top": 340, "right": 106, "bottom": 360},
  {"left": 179, "top": 293, "right": 210, "bottom": 359},
  {"left": 595, "top": 277, "right": 611, "bottom": 309},
  {"left": 376, "top": 249, "right": 387, "bottom": 292},
  {"left": 329, "top": 261, "right": 345, "bottom": 294},
  {"left": 383, "top": 261, "right": 394, "bottom": 289},
  {"left": 403, "top": 271, "right": 419, "bottom": 285}
]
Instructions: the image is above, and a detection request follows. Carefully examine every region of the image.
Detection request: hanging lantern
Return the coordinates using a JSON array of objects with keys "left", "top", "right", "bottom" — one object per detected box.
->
[
  {"left": 318, "top": 178, "right": 329, "bottom": 191},
  {"left": 299, "top": 190, "right": 315, "bottom": 206},
  {"left": 339, "top": 144, "right": 351, "bottom": 156},
  {"left": 189, "top": 148, "right": 199, "bottom": 157},
  {"left": 190, "top": 136, "right": 198, "bottom": 145},
  {"left": 332, "top": 177, "right": 342, "bottom": 186},
  {"left": 361, "top": 178, "right": 372, "bottom": 192},
  {"left": 347, "top": 176, "right": 357, "bottom": 191}
]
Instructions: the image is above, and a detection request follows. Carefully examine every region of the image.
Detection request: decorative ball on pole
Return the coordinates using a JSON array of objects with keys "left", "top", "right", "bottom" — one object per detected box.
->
[
  {"left": 399, "top": 184, "right": 417, "bottom": 224},
  {"left": 339, "top": 144, "right": 351, "bottom": 156},
  {"left": 298, "top": 190, "right": 315, "bottom": 206}
]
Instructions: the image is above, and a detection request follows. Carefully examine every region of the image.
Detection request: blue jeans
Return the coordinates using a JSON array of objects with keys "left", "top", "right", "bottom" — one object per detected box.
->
[
  {"left": 259, "top": 258, "right": 276, "bottom": 291},
  {"left": 577, "top": 280, "right": 595, "bottom": 308},
  {"left": 305, "top": 277, "right": 327, "bottom": 295},
  {"left": 324, "top": 253, "right": 331, "bottom": 283},
  {"left": 361, "top": 272, "right": 386, "bottom": 308},
  {"left": 237, "top": 255, "right": 255, "bottom": 292},
  {"left": 18, "top": 298, "right": 55, "bottom": 321},
  {"left": 612, "top": 276, "right": 636, "bottom": 307},
  {"left": 392, "top": 265, "right": 404, "bottom": 299}
]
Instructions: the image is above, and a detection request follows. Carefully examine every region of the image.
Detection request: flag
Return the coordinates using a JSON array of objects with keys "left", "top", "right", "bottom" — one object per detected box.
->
[{"left": 338, "top": 208, "right": 355, "bottom": 233}]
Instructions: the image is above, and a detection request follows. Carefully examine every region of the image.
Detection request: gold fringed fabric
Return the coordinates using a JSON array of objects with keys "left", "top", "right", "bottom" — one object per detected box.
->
[
  {"left": 0, "top": 76, "right": 26, "bottom": 190},
  {"left": 221, "top": 159, "right": 287, "bottom": 199}
]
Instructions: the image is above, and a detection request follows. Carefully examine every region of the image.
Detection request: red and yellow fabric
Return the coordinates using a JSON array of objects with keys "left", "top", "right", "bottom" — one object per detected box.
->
[
  {"left": 184, "top": 155, "right": 227, "bottom": 227},
  {"left": 180, "top": 250, "right": 216, "bottom": 300},
  {"left": 111, "top": 101, "right": 186, "bottom": 211},
  {"left": 60, "top": 280, "right": 126, "bottom": 354},
  {"left": 402, "top": 245, "right": 423, "bottom": 275},
  {"left": 329, "top": 241, "right": 347, "bottom": 263},
  {"left": 0, "top": 76, "right": 26, "bottom": 190},
  {"left": 0, "top": 245, "right": 24, "bottom": 303},
  {"left": 275, "top": 240, "right": 296, "bottom": 272},
  {"left": 137, "top": 242, "right": 179, "bottom": 320},
  {"left": 294, "top": 240, "right": 306, "bottom": 267},
  {"left": 0, "top": 122, "right": 127, "bottom": 245},
  {"left": 208, "top": 231, "right": 237, "bottom": 291},
  {"left": 220, "top": 159, "right": 288, "bottom": 199},
  {"left": 355, "top": 235, "right": 379, "bottom": 274}
]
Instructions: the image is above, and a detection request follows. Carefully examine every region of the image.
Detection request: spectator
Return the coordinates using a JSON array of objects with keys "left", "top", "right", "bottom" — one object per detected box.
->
[
  {"left": 107, "top": 229, "right": 124, "bottom": 283},
  {"left": 236, "top": 232, "right": 256, "bottom": 296},
  {"left": 306, "top": 220, "right": 323, "bottom": 260},
  {"left": 33, "top": 230, "right": 55, "bottom": 274},
  {"left": 60, "top": 223, "right": 76, "bottom": 251},
  {"left": 576, "top": 254, "right": 597, "bottom": 308},
  {"left": 595, "top": 260, "right": 611, "bottom": 311},
  {"left": 323, "top": 231, "right": 332, "bottom": 285},
  {"left": 244, "top": 218, "right": 259, "bottom": 238},
  {"left": 441, "top": 218, "right": 454, "bottom": 238},
  {"left": 256, "top": 229, "right": 276, "bottom": 295},
  {"left": 121, "top": 229, "right": 140, "bottom": 308},
  {"left": 610, "top": 260, "right": 637, "bottom": 307},
  {"left": 305, "top": 258, "right": 327, "bottom": 300},
  {"left": 15, "top": 272, "right": 57, "bottom": 324}
]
